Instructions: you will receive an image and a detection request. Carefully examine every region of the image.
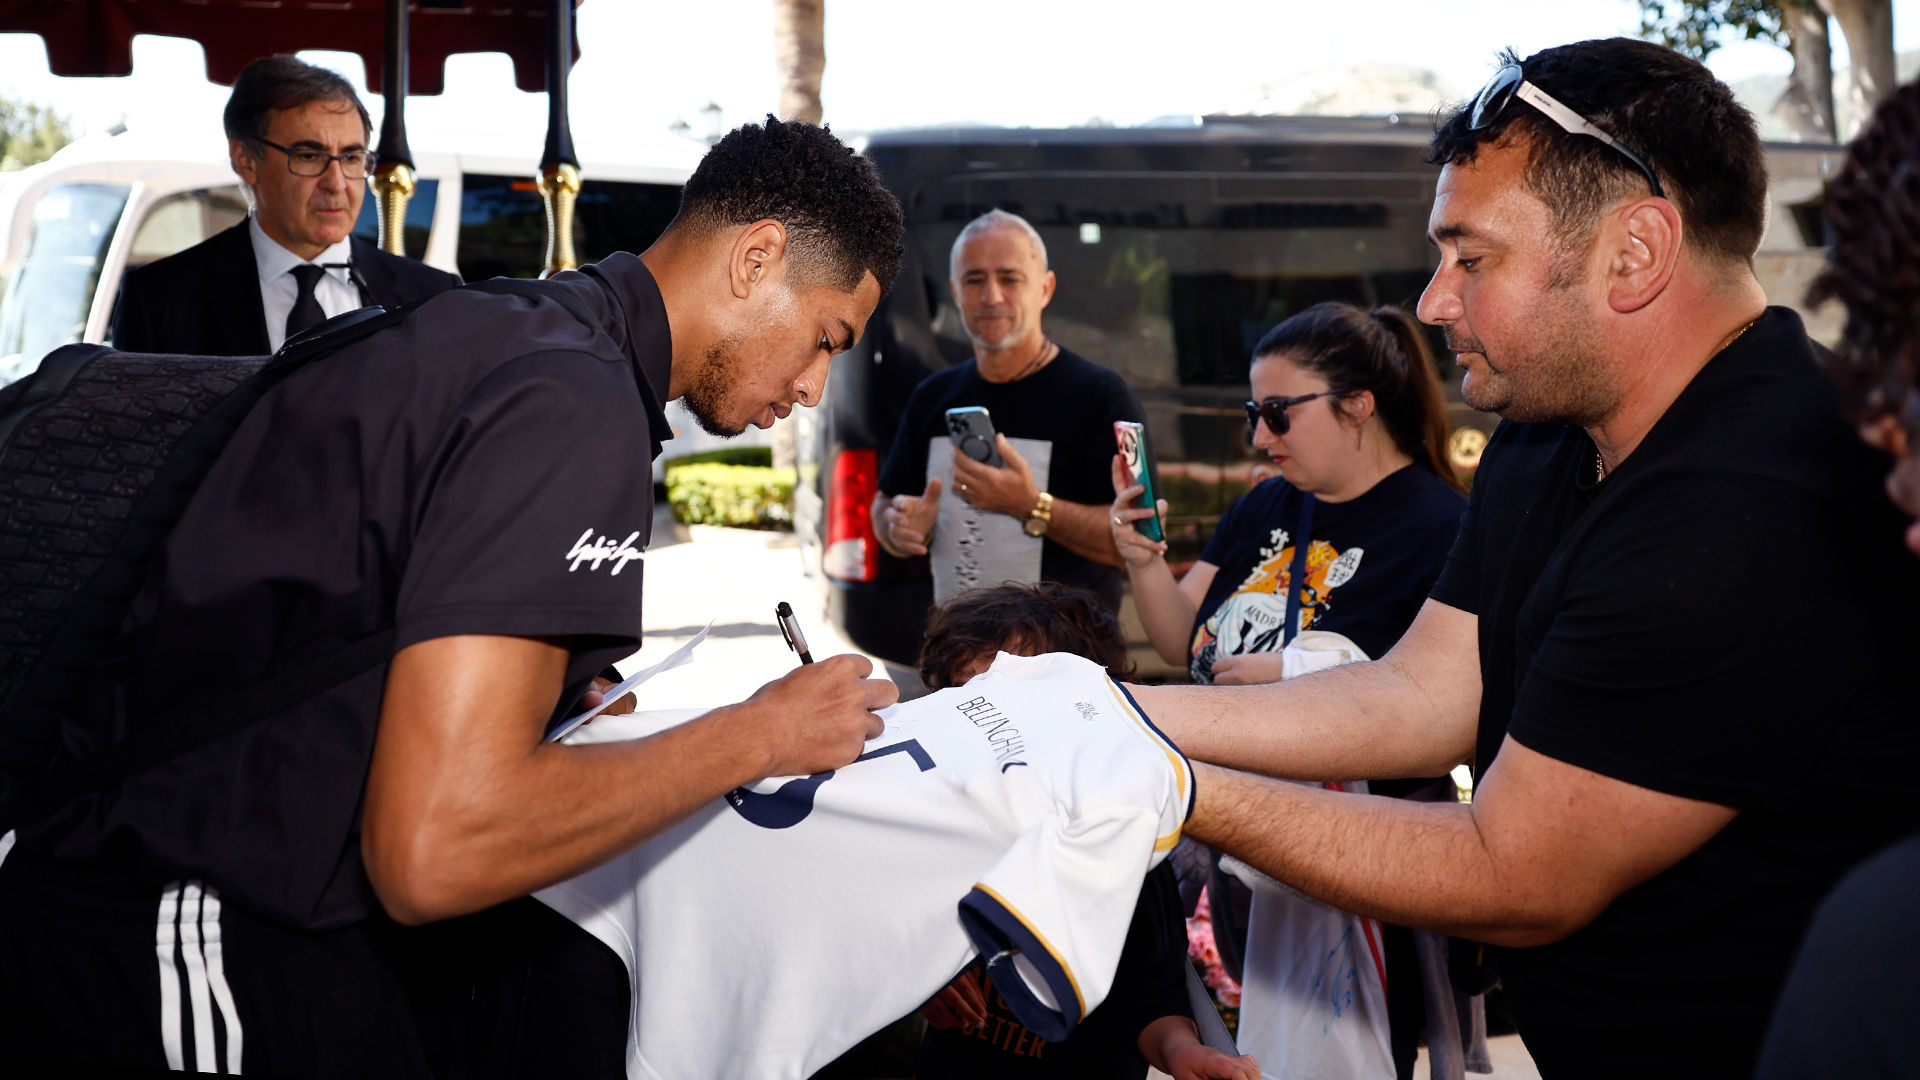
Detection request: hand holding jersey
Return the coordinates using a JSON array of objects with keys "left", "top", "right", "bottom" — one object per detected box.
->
[
  {"left": 578, "top": 675, "right": 639, "bottom": 717},
  {"left": 922, "top": 965, "right": 990, "bottom": 1031},
  {"left": 1206, "top": 651, "right": 1286, "bottom": 686}
]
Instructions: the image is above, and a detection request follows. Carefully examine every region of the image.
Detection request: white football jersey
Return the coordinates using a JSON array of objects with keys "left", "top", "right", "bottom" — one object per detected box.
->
[{"left": 535, "top": 651, "right": 1193, "bottom": 1080}]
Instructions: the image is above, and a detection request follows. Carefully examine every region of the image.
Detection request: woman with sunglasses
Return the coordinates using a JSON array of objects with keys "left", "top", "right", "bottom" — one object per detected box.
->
[
  {"left": 1110, "top": 301, "right": 1469, "bottom": 1078},
  {"left": 1110, "top": 300, "right": 1465, "bottom": 689}
]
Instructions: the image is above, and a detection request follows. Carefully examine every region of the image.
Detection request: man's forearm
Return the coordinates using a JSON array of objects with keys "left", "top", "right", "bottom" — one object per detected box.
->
[
  {"left": 1133, "top": 659, "right": 1472, "bottom": 783},
  {"left": 1191, "top": 763, "right": 1558, "bottom": 946},
  {"left": 367, "top": 697, "right": 779, "bottom": 924},
  {"left": 364, "top": 637, "right": 889, "bottom": 925},
  {"left": 1131, "top": 599, "right": 1481, "bottom": 782},
  {"left": 1045, "top": 497, "right": 1124, "bottom": 566}
]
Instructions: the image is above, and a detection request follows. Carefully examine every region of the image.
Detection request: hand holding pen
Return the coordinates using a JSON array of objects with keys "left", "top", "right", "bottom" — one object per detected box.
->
[{"left": 716, "top": 603, "right": 893, "bottom": 779}]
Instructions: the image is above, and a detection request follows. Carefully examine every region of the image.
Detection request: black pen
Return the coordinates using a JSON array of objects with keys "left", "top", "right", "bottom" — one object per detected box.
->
[{"left": 776, "top": 601, "right": 814, "bottom": 664}]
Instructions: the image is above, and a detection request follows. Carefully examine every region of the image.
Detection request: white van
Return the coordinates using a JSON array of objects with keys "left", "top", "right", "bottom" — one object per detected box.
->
[
  {"left": 0, "top": 123, "right": 767, "bottom": 466},
  {"left": 0, "top": 123, "right": 707, "bottom": 369}
]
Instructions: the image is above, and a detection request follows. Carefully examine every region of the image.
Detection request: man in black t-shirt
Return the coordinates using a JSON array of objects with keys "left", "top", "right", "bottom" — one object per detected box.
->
[
  {"left": 0, "top": 119, "right": 905, "bottom": 1077},
  {"left": 1131, "top": 39, "right": 1920, "bottom": 1077},
  {"left": 875, "top": 209, "right": 1145, "bottom": 612}
]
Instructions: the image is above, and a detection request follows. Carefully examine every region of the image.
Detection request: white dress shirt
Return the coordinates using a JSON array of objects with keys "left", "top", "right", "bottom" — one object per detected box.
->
[{"left": 250, "top": 215, "right": 364, "bottom": 351}]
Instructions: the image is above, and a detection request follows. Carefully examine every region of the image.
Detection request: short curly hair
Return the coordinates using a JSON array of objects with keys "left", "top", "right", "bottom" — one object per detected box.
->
[
  {"left": 1808, "top": 77, "right": 1920, "bottom": 425},
  {"left": 672, "top": 116, "right": 904, "bottom": 296},
  {"left": 1429, "top": 39, "right": 1767, "bottom": 272},
  {"left": 918, "top": 583, "right": 1136, "bottom": 690}
]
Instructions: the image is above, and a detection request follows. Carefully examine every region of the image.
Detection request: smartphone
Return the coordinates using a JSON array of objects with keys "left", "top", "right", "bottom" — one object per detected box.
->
[
  {"left": 1114, "top": 420, "right": 1165, "bottom": 543},
  {"left": 945, "top": 406, "right": 1004, "bottom": 467}
]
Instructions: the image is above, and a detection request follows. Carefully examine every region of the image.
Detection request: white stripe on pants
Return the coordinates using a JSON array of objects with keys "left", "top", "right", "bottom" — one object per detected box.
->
[{"left": 156, "top": 880, "right": 244, "bottom": 1073}]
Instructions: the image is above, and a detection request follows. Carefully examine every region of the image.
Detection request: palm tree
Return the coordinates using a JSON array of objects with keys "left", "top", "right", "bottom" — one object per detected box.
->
[
  {"left": 773, "top": 0, "right": 825, "bottom": 125},
  {"left": 770, "top": 0, "right": 826, "bottom": 470},
  {"left": 1821, "top": 0, "right": 1895, "bottom": 137}
]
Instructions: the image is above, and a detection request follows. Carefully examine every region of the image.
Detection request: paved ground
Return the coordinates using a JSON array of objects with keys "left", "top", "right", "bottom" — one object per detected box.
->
[
  {"left": 628, "top": 516, "right": 1543, "bottom": 1078},
  {"left": 1414, "top": 1036, "right": 1542, "bottom": 1080},
  {"left": 607, "top": 508, "right": 885, "bottom": 710}
]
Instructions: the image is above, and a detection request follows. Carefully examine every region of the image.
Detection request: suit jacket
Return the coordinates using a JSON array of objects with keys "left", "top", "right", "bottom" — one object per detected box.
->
[{"left": 111, "top": 219, "right": 462, "bottom": 356}]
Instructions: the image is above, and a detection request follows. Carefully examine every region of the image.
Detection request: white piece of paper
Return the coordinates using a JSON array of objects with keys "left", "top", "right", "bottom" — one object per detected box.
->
[{"left": 546, "top": 622, "right": 713, "bottom": 743}]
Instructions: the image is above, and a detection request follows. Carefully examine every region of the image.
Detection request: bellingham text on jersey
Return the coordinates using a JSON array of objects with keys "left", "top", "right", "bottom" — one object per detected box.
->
[{"left": 955, "top": 694, "right": 1028, "bottom": 770}]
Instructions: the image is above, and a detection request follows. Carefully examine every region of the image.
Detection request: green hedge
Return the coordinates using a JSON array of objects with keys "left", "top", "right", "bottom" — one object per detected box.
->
[
  {"left": 665, "top": 446, "right": 774, "bottom": 469},
  {"left": 665, "top": 463, "right": 794, "bottom": 529}
]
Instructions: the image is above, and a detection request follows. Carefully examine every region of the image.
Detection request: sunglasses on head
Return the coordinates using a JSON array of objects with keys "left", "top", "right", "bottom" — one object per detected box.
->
[
  {"left": 1244, "top": 391, "right": 1348, "bottom": 437},
  {"left": 1468, "top": 62, "right": 1665, "bottom": 199}
]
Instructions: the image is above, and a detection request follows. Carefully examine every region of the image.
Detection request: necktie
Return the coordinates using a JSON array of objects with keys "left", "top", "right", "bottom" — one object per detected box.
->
[{"left": 286, "top": 264, "right": 328, "bottom": 340}]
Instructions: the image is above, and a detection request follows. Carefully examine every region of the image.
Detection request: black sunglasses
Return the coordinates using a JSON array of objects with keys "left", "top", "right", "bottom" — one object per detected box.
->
[
  {"left": 1245, "top": 391, "right": 1347, "bottom": 437},
  {"left": 1468, "top": 63, "right": 1665, "bottom": 199}
]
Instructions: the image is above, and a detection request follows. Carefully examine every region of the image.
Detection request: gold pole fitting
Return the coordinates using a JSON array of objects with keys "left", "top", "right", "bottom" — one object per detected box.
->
[
  {"left": 536, "top": 162, "right": 582, "bottom": 278},
  {"left": 370, "top": 162, "right": 417, "bottom": 257}
]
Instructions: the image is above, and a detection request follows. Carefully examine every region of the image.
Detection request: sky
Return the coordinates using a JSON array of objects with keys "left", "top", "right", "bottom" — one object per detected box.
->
[{"left": 3, "top": 0, "right": 1919, "bottom": 156}]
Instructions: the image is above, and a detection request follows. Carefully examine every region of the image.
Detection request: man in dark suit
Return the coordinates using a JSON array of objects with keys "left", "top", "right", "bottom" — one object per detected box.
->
[{"left": 113, "top": 55, "right": 459, "bottom": 355}]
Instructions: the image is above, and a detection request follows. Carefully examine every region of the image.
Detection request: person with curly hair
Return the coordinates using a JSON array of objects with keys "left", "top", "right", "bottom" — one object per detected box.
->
[
  {"left": 0, "top": 117, "right": 904, "bottom": 1077},
  {"left": 912, "top": 583, "right": 1258, "bottom": 1080},
  {"left": 1753, "top": 76, "right": 1920, "bottom": 1079},
  {"left": 1127, "top": 38, "right": 1920, "bottom": 1075},
  {"left": 1801, "top": 80, "right": 1920, "bottom": 555}
]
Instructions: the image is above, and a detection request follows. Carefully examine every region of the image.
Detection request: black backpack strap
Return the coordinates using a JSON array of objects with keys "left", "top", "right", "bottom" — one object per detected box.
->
[
  {"left": 0, "top": 343, "right": 115, "bottom": 445},
  {"left": 464, "top": 277, "right": 605, "bottom": 341}
]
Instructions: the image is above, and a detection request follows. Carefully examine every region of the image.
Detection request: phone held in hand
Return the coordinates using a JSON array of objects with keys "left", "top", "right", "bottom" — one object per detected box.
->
[
  {"left": 1114, "top": 420, "right": 1165, "bottom": 543},
  {"left": 945, "top": 406, "right": 1005, "bottom": 467}
]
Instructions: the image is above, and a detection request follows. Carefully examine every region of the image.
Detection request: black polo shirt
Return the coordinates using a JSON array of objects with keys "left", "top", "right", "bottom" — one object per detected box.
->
[
  {"left": 19, "top": 254, "right": 672, "bottom": 931},
  {"left": 1429, "top": 307, "right": 1920, "bottom": 1074}
]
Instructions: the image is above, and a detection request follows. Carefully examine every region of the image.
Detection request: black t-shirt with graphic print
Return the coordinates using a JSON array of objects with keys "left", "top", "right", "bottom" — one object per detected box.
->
[
  {"left": 1427, "top": 307, "right": 1920, "bottom": 1074},
  {"left": 1192, "top": 464, "right": 1464, "bottom": 683},
  {"left": 877, "top": 349, "right": 1145, "bottom": 610},
  {"left": 17, "top": 254, "right": 673, "bottom": 932}
]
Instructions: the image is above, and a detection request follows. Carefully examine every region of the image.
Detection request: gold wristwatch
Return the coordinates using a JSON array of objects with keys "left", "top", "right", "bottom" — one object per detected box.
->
[{"left": 1023, "top": 491, "right": 1054, "bottom": 537}]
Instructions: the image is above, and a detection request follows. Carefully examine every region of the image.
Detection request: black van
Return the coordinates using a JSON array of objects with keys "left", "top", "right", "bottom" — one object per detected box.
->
[
  {"left": 795, "top": 116, "right": 1464, "bottom": 678},
  {"left": 794, "top": 118, "right": 1837, "bottom": 680}
]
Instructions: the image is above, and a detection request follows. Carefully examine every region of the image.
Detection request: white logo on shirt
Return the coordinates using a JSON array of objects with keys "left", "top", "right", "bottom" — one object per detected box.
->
[{"left": 566, "top": 529, "right": 643, "bottom": 575}]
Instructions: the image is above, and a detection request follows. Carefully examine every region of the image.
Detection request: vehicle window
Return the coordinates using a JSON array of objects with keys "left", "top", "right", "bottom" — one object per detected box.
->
[
  {"left": 0, "top": 182, "right": 130, "bottom": 384},
  {"left": 456, "top": 173, "right": 681, "bottom": 280},
  {"left": 351, "top": 177, "right": 439, "bottom": 260},
  {"left": 127, "top": 186, "right": 249, "bottom": 270}
]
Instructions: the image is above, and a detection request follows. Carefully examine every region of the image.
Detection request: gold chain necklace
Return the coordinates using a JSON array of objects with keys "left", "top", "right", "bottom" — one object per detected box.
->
[{"left": 1595, "top": 316, "right": 1760, "bottom": 483}]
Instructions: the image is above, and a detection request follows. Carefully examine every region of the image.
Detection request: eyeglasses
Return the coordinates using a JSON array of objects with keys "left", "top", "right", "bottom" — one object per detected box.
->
[
  {"left": 1468, "top": 63, "right": 1665, "bottom": 200},
  {"left": 254, "top": 138, "right": 378, "bottom": 180},
  {"left": 1244, "top": 391, "right": 1348, "bottom": 437}
]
